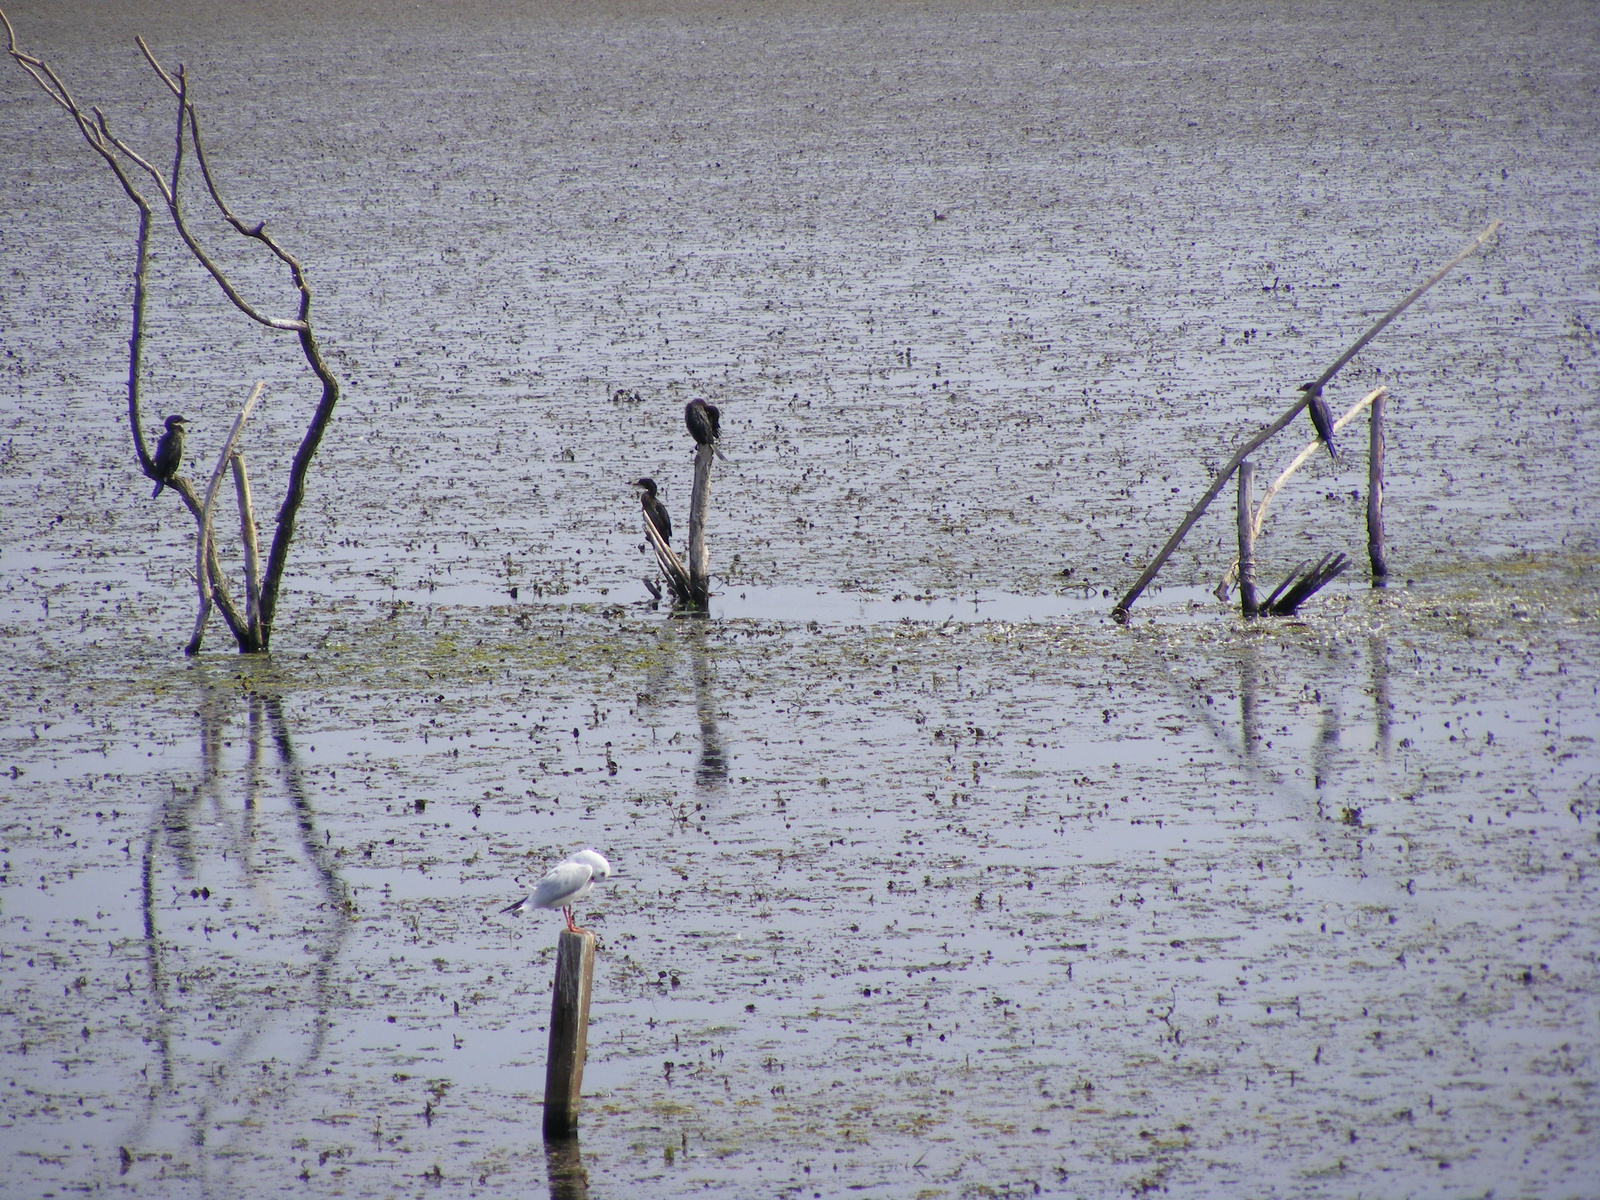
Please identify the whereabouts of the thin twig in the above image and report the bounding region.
[1299,223,1500,397]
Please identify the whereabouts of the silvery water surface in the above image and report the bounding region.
[1,1,1597,1196]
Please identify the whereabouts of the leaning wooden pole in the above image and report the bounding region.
[1366,389,1389,580]
[544,929,597,1135]
[686,444,714,609]
[1111,220,1498,622]
[1236,461,1259,617]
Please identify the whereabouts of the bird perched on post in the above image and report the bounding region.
[633,477,672,543]
[684,399,729,460]
[501,848,613,934]
[1298,383,1338,460]
[150,415,188,497]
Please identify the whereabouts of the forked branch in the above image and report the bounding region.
[6,11,341,653]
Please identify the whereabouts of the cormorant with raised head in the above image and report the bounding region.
[151,415,188,496]
[633,477,672,542]
[684,398,721,448]
[1298,382,1338,460]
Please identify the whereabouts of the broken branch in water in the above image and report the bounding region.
[1260,552,1352,616]
[1112,222,1498,622]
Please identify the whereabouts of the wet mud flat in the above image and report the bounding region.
[3,0,1599,1195]
[3,569,1598,1198]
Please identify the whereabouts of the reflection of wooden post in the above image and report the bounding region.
[1367,390,1389,580]
[687,444,714,608]
[1236,461,1259,617]
[543,1133,590,1200]
[543,929,596,1135]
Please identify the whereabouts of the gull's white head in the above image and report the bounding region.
[566,847,612,881]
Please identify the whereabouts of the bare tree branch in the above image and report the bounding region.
[232,453,263,644]
[187,382,265,655]
[7,11,341,653]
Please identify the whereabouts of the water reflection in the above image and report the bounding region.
[1238,639,1261,763]
[544,1132,591,1200]
[1312,688,1342,791]
[688,623,728,790]
[1370,632,1392,759]
[127,667,350,1194]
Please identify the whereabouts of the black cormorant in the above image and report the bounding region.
[1298,382,1338,460]
[151,415,188,496]
[633,477,672,542]
[684,398,721,448]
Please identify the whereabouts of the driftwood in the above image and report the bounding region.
[1112,222,1499,622]
[5,12,340,653]
[1215,386,1386,598]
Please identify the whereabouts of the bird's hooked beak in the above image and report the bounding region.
[1297,382,1320,395]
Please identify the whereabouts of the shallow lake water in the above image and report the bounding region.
[2,1,1598,1197]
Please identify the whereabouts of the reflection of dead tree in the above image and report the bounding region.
[128,680,351,1187]
[4,13,340,654]
[1113,222,1499,622]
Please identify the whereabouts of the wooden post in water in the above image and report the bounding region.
[1366,389,1389,581]
[1236,460,1259,617]
[543,929,597,1135]
[686,443,714,608]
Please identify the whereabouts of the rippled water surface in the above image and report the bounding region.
[2,1,1598,1196]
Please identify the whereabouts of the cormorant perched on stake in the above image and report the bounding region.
[1298,382,1338,460]
[150,415,188,496]
[633,477,672,543]
[684,398,731,460]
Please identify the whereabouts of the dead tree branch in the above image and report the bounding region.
[1260,552,1352,616]
[187,382,264,656]
[1112,221,1499,622]
[5,12,341,653]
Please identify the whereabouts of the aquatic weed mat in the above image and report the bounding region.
[2,563,1596,1198]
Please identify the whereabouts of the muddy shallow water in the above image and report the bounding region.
[3,1,1599,1197]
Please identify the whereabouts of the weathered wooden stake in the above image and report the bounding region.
[543,928,596,1135]
[1236,460,1259,617]
[687,444,714,608]
[1367,389,1388,580]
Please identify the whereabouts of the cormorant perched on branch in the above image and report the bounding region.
[684,398,721,448]
[151,414,188,497]
[633,477,672,542]
[1298,382,1338,460]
